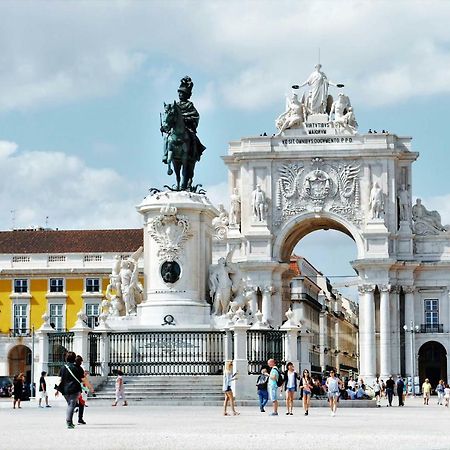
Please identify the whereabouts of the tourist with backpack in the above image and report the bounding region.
[256,368,269,412]
[267,358,284,416]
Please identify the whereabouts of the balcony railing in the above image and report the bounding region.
[420,323,444,333]
[9,328,31,337]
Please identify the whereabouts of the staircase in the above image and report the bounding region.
[92,375,224,406]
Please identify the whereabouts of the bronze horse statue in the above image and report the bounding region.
[162,102,201,191]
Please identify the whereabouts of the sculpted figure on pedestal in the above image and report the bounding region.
[160,76,206,191]
[252,185,267,222]
[369,182,384,219]
[275,93,304,134]
[119,247,144,315]
[412,198,448,235]
[398,185,411,221]
[229,188,241,226]
[209,253,235,316]
[212,204,229,240]
[329,94,358,133]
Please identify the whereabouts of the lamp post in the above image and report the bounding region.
[403,321,420,396]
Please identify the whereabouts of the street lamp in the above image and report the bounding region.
[403,321,420,396]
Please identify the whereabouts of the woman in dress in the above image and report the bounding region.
[373,376,382,407]
[12,373,24,409]
[299,368,313,416]
[112,370,127,407]
[282,362,298,415]
[222,361,238,416]
[326,369,343,416]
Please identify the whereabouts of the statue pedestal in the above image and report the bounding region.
[397,220,414,258]
[136,190,217,328]
[363,219,389,258]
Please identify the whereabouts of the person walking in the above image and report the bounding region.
[300,369,313,416]
[373,376,382,407]
[222,361,238,416]
[444,384,450,407]
[38,371,51,408]
[112,370,128,407]
[282,362,298,415]
[396,376,405,406]
[422,378,432,405]
[267,358,282,416]
[385,375,395,406]
[55,351,85,428]
[436,380,445,405]
[12,373,24,409]
[74,355,94,424]
[256,368,269,412]
[326,370,343,417]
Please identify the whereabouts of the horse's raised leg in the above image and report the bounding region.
[167,150,173,176]
[173,160,181,191]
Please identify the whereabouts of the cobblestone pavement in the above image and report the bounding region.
[0,397,447,449]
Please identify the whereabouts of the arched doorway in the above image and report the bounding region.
[418,341,447,387]
[8,345,32,383]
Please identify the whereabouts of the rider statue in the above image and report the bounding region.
[161,76,206,190]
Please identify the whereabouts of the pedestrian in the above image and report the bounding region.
[12,373,24,409]
[74,355,94,424]
[267,358,282,416]
[326,369,343,416]
[347,376,356,390]
[385,375,395,406]
[55,351,85,428]
[422,378,432,405]
[373,376,382,407]
[444,384,450,407]
[436,379,445,405]
[282,362,298,415]
[396,376,405,406]
[222,361,238,416]
[112,370,128,407]
[38,371,51,408]
[256,368,269,412]
[299,368,313,416]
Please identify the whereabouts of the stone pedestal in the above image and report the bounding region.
[136,191,216,328]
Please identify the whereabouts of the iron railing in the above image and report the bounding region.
[88,332,102,376]
[420,323,444,333]
[47,332,74,376]
[247,330,286,374]
[107,331,225,376]
[9,328,31,337]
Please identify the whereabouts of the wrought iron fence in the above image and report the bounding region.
[247,330,286,374]
[47,332,74,376]
[88,332,102,376]
[107,331,225,376]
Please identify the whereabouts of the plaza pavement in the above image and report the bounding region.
[0,396,447,450]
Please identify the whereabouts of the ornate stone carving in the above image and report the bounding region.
[229,188,241,226]
[403,286,415,294]
[378,284,391,293]
[398,185,411,222]
[275,158,361,224]
[369,182,384,219]
[329,93,358,134]
[252,185,267,222]
[212,204,229,241]
[148,204,192,261]
[412,198,448,235]
[275,93,305,134]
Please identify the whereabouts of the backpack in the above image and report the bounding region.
[274,368,285,387]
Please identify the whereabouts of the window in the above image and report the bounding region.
[48,255,66,263]
[13,279,28,293]
[85,303,100,328]
[49,278,64,293]
[49,304,64,331]
[12,255,31,263]
[13,304,28,335]
[424,299,439,325]
[84,255,103,262]
[86,278,100,293]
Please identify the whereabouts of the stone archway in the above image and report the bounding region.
[418,341,447,387]
[8,345,32,382]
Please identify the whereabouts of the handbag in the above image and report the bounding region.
[65,364,89,394]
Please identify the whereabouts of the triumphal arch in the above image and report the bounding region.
[216,64,450,384]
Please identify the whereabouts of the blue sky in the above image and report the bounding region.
[0,0,449,296]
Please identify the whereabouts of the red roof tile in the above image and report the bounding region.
[0,229,143,254]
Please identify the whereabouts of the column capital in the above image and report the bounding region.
[403,286,415,294]
[262,285,275,295]
[379,284,392,293]
[390,285,401,294]
[359,284,376,294]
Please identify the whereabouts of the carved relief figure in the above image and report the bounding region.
[209,254,235,316]
[412,199,447,234]
[252,185,267,221]
[275,93,304,134]
[229,188,241,226]
[369,182,384,219]
[119,247,144,315]
[212,204,229,240]
[329,94,358,134]
[398,185,410,221]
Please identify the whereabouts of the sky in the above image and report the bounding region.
[1,0,450,299]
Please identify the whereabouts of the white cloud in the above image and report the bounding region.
[0,1,449,112]
[0,141,145,230]
[204,181,229,210]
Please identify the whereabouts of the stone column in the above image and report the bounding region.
[390,286,401,375]
[261,285,274,325]
[70,310,91,360]
[35,314,55,379]
[359,284,376,379]
[230,314,252,400]
[96,320,110,377]
[379,284,391,379]
[403,286,415,377]
[281,309,300,369]
[319,310,328,372]
[334,317,340,373]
